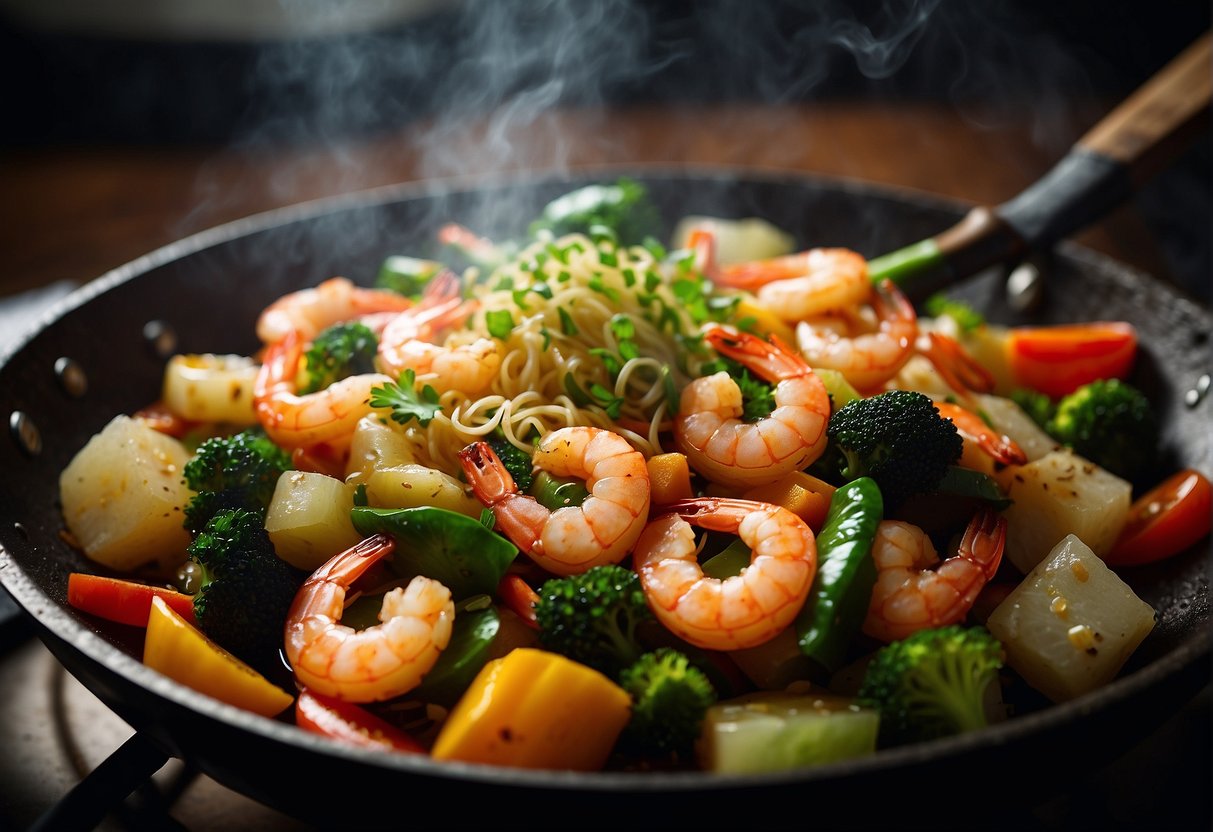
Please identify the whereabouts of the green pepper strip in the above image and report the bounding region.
[795,477,883,680]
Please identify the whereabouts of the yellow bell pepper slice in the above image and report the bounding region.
[432,648,630,770]
[743,471,836,532]
[647,452,693,505]
[143,596,294,718]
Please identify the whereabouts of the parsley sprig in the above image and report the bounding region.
[369,369,443,427]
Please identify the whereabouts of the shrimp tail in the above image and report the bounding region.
[921,332,996,397]
[662,497,754,534]
[458,441,518,505]
[703,324,810,382]
[961,508,1007,581]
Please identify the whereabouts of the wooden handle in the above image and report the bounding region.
[1079,32,1212,184]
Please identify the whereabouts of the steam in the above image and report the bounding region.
[180,1,1125,263]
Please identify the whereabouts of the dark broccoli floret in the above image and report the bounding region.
[188,508,304,672]
[1010,388,1056,430]
[182,429,293,534]
[858,625,1004,745]
[619,648,717,756]
[529,179,661,246]
[826,390,963,509]
[1046,379,1158,480]
[487,435,534,493]
[299,322,379,394]
[534,564,652,679]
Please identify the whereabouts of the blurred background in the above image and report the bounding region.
[0,0,1209,301]
[0,1,1209,829]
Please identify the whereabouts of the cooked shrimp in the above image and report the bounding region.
[376,270,500,396]
[675,324,830,489]
[254,329,393,450]
[256,277,414,345]
[795,279,918,391]
[284,534,454,703]
[713,248,870,323]
[458,426,650,576]
[863,508,1007,643]
[934,400,1027,467]
[633,498,817,651]
[918,331,996,400]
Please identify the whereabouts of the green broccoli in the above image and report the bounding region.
[923,293,985,333]
[299,321,379,394]
[619,648,717,756]
[1046,379,1158,480]
[376,255,443,298]
[529,179,661,246]
[826,390,963,509]
[858,625,1004,745]
[182,429,293,534]
[533,564,652,679]
[487,435,534,493]
[188,508,304,672]
[1010,387,1056,430]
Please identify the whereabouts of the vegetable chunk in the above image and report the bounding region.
[996,450,1131,573]
[59,415,194,571]
[986,535,1155,703]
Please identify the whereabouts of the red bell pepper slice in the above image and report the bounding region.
[1007,321,1137,398]
[1105,469,1212,566]
[68,573,197,627]
[295,689,425,753]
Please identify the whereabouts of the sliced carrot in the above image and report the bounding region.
[68,573,197,627]
[295,689,425,753]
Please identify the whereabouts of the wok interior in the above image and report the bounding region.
[0,170,1208,773]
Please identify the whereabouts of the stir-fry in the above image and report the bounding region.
[59,180,1211,773]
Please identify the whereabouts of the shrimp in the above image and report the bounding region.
[256,277,414,345]
[458,426,650,576]
[254,329,393,450]
[934,400,1028,467]
[918,331,996,400]
[675,324,830,489]
[633,498,817,651]
[713,248,870,323]
[863,508,1007,643]
[284,534,455,703]
[795,279,918,391]
[377,274,501,396]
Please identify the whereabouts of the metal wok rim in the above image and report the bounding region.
[0,163,1209,794]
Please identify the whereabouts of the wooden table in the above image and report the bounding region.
[0,103,1177,300]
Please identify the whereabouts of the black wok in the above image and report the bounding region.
[1,168,1209,829]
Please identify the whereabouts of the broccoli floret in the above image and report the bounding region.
[1046,379,1158,480]
[188,509,304,672]
[299,322,379,394]
[858,625,1004,745]
[529,179,661,246]
[923,294,985,333]
[534,564,652,678]
[619,648,717,756]
[487,435,534,493]
[182,429,292,534]
[1010,387,1056,430]
[826,390,963,510]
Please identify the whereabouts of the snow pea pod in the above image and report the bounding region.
[795,477,882,679]
[350,506,518,600]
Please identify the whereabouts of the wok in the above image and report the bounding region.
[0,167,1209,829]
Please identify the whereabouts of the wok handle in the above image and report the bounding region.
[874,31,1211,297]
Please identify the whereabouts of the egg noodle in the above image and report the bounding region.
[406,232,717,472]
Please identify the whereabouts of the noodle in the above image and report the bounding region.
[410,232,710,472]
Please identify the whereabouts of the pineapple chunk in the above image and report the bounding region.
[59,415,194,571]
[161,354,259,425]
[996,450,1130,573]
[264,472,362,571]
[364,464,483,517]
[987,535,1155,702]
